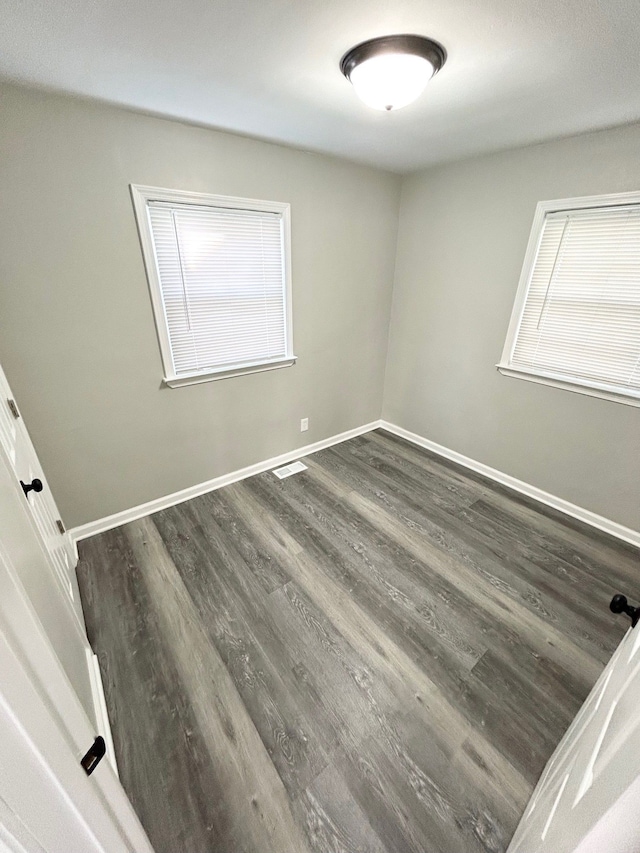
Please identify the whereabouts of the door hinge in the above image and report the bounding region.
[81,735,106,776]
[7,399,20,419]
[56,519,66,534]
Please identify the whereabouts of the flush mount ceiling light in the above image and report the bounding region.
[340,34,446,112]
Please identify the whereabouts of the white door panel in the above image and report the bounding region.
[0,792,47,853]
[0,364,77,611]
[0,447,96,727]
[509,615,640,853]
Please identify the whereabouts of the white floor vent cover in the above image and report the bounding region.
[273,460,308,479]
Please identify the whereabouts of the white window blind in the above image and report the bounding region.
[131,186,294,386]
[499,198,640,406]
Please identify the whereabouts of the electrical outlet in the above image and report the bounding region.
[300,417,309,432]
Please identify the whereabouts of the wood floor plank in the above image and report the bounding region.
[298,762,389,853]
[363,431,624,626]
[347,432,481,512]
[224,481,534,799]
[246,467,487,670]
[304,456,590,718]
[76,428,637,853]
[456,503,622,620]
[374,430,639,566]
[319,441,619,665]
[78,530,234,853]
[310,447,608,688]
[240,472,563,785]
[151,500,331,798]
[364,430,492,502]
[124,516,312,853]
[464,495,639,596]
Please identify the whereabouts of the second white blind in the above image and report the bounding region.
[511,205,640,392]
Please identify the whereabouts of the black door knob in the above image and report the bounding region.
[20,478,43,499]
[610,594,640,627]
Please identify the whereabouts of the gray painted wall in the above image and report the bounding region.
[384,124,640,531]
[0,82,637,533]
[0,84,400,527]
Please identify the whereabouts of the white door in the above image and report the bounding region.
[0,363,76,607]
[509,604,640,853]
[0,537,154,853]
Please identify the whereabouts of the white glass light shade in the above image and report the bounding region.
[348,52,435,111]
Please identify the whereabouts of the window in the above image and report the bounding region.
[131,185,295,386]
[498,191,640,407]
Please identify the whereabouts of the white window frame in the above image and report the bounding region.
[130,184,296,387]
[497,189,640,408]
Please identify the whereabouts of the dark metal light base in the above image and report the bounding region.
[340,34,447,82]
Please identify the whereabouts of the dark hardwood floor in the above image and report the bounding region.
[76,429,636,853]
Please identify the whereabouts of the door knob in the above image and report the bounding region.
[20,478,43,499]
[610,594,640,627]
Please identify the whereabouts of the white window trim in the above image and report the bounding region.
[130,184,296,387]
[497,189,640,408]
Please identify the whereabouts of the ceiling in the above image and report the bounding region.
[1,0,640,173]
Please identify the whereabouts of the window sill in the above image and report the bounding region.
[164,356,297,388]
[496,363,640,408]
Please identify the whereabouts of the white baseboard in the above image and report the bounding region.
[380,420,640,550]
[70,421,381,544]
[70,417,639,552]
[86,649,118,777]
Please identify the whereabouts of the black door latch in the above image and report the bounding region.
[610,594,640,627]
[81,736,106,776]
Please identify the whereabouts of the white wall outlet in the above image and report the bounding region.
[300,417,309,432]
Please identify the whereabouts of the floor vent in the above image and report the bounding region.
[273,460,308,479]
